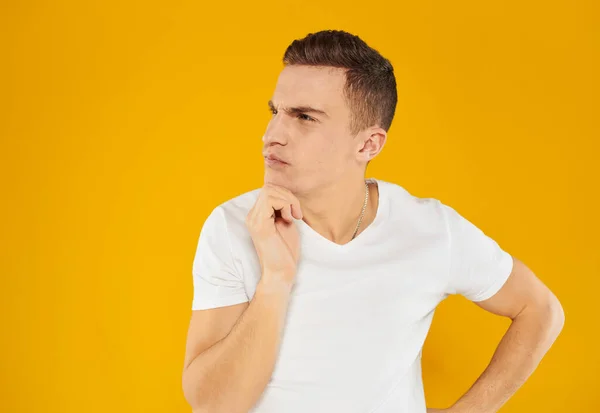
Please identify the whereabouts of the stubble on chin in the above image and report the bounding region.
[263,172,299,194]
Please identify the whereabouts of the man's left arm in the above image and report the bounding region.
[430,256,565,413]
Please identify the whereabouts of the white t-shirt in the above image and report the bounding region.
[191,177,514,413]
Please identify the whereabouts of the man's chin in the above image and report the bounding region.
[263,173,295,191]
[263,174,284,186]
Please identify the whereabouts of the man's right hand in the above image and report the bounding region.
[245,183,303,287]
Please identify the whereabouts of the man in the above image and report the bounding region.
[182,30,564,413]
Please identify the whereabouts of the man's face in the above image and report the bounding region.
[263,65,362,194]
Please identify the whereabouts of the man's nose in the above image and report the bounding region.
[262,115,289,147]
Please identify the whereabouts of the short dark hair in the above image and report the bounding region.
[283,30,397,135]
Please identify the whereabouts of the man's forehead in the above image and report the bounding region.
[272,65,347,109]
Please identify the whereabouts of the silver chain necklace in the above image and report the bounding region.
[351,181,369,240]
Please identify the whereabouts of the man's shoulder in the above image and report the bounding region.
[218,187,260,213]
[378,178,448,232]
[379,178,444,213]
[203,187,261,240]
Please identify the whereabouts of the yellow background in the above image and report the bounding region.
[1,1,598,412]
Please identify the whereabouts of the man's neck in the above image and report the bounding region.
[295,177,379,245]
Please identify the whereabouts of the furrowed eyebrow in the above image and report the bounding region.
[268,100,329,118]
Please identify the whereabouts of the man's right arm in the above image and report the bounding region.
[182,276,294,413]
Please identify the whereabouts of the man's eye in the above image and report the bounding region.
[297,113,315,122]
[270,108,277,115]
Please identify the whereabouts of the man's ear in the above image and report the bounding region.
[358,126,387,161]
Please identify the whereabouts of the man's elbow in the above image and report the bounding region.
[182,367,211,413]
[182,368,241,413]
[548,294,565,338]
[535,291,565,343]
[519,289,565,344]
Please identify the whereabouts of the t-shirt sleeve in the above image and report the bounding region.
[441,202,514,302]
[191,206,249,310]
